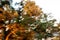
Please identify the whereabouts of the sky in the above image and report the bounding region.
[12,0,60,23]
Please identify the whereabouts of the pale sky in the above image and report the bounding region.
[12,0,60,23]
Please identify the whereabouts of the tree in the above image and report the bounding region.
[0,0,59,40]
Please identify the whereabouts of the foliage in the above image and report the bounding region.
[0,0,59,40]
